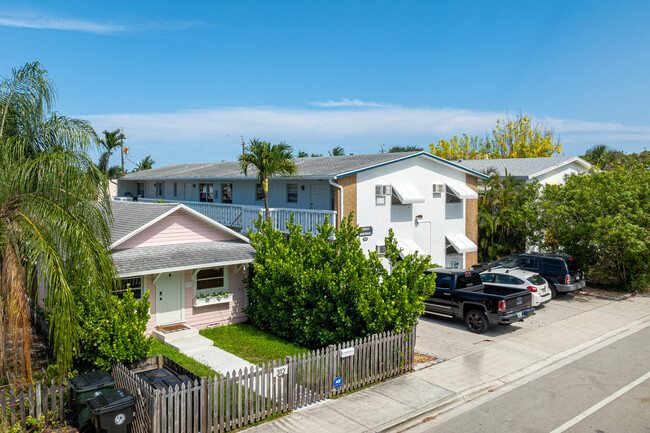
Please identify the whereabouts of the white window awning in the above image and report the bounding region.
[392,183,425,204]
[446,180,478,199]
[398,238,426,258]
[445,233,478,254]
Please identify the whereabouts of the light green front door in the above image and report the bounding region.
[156,272,183,325]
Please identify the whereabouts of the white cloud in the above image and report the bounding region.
[0,12,204,34]
[311,98,386,108]
[0,13,126,34]
[81,105,650,162]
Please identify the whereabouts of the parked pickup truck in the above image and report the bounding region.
[423,268,535,333]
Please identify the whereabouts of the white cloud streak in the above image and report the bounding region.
[311,98,386,108]
[81,105,650,161]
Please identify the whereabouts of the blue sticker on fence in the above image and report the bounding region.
[333,377,342,389]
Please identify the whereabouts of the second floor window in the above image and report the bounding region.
[199,183,214,202]
[256,184,265,201]
[156,182,164,197]
[173,182,178,197]
[287,184,298,203]
[222,183,233,203]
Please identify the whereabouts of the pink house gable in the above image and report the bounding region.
[116,209,239,250]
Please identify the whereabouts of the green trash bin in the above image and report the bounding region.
[86,389,136,433]
[69,370,115,426]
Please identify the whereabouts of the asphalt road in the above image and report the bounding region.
[411,325,650,433]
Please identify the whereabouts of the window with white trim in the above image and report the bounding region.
[195,267,229,295]
[286,183,298,203]
[115,277,143,300]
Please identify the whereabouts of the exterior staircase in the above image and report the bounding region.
[152,326,213,353]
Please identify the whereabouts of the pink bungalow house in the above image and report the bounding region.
[109,201,255,334]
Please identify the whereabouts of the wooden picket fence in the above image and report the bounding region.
[131,327,416,433]
[0,379,69,429]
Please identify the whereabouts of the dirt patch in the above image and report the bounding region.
[577,286,648,300]
[414,353,437,364]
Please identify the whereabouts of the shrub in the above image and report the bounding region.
[74,287,153,370]
[245,214,436,348]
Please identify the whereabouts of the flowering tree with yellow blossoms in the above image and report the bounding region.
[429,114,562,160]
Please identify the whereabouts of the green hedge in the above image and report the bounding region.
[245,215,436,348]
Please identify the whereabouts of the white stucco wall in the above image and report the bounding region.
[530,161,589,185]
[355,157,471,267]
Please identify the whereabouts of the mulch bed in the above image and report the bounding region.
[577,286,649,300]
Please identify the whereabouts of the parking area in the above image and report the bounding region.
[415,293,614,360]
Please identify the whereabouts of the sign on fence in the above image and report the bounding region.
[333,377,343,389]
[273,365,288,377]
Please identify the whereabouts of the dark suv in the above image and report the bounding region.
[474,253,585,298]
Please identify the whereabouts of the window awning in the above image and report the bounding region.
[445,233,478,254]
[392,183,425,204]
[398,238,426,258]
[446,181,478,199]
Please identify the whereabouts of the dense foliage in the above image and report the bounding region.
[74,287,153,370]
[478,171,540,262]
[245,215,436,348]
[0,62,116,379]
[430,114,562,160]
[538,166,650,290]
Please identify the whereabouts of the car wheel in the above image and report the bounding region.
[464,309,489,333]
[548,282,558,299]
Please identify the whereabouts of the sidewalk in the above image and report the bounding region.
[248,294,650,432]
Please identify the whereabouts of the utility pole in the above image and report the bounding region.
[380,144,385,153]
[241,136,246,157]
[121,128,125,174]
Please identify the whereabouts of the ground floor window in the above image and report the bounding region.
[137,182,145,198]
[199,183,214,202]
[195,267,229,295]
[221,183,233,203]
[115,277,143,300]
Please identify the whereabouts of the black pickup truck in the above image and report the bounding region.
[423,268,535,333]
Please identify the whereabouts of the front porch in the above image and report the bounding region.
[134,198,337,234]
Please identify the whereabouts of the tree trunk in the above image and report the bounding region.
[263,178,270,221]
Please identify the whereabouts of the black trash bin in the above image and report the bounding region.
[69,370,115,426]
[86,389,136,433]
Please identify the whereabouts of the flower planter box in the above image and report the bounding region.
[193,293,233,307]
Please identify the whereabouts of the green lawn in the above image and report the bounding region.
[148,339,218,378]
[200,323,309,365]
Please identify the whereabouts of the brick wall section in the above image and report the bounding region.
[465,174,479,267]
[334,175,357,228]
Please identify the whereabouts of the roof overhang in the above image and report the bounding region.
[392,183,425,204]
[528,157,593,179]
[445,234,478,254]
[446,181,478,199]
[116,259,252,278]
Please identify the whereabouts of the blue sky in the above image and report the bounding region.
[1,1,649,170]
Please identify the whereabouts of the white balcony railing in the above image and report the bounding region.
[131,198,337,235]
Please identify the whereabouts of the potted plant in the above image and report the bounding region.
[193,290,233,307]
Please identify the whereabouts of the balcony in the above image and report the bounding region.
[133,198,337,235]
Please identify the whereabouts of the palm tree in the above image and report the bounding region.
[239,139,297,221]
[134,155,155,172]
[0,62,116,380]
[329,146,345,156]
[100,129,126,175]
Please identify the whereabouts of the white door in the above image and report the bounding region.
[310,184,328,209]
[156,272,183,325]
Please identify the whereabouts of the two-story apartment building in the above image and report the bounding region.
[117,152,488,268]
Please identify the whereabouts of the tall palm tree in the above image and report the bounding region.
[0,62,116,380]
[135,155,155,172]
[100,129,126,175]
[239,139,297,221]
[329,146,345,156]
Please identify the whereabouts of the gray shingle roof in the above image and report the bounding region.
[112,241,255,276]
[120,151,484,180]
[454,156,590,179]
[110,201,179,244]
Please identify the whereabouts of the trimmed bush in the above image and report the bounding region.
[245,215,436,348]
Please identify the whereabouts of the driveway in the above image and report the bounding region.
[415,293,614,360]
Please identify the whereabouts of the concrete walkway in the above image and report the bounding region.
[155,327,255,375]
[248,294,650,432]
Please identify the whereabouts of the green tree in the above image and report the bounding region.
[538,167,650,289]
[329,146,345,156]
[100,129,126,175]
[388,145,423,153]
[477,170,540,261]
[135,155,155,172]
[296,150,309,158]
[239,139,298,220]
[0,62,116,379]
[245,214,435,347]
[430,114,562,160]
[96,151,125,178]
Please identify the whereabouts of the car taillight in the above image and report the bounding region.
[527,286,537,292]
[498,300,506,311]
[565,275,570,285]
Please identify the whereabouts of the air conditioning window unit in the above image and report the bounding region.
[432,184,445,194]
[376,244,386,255]
[375,185,392,197]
